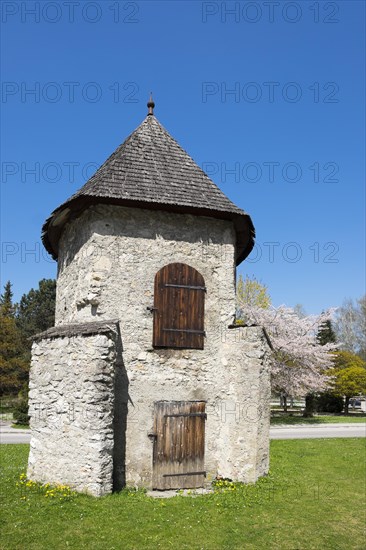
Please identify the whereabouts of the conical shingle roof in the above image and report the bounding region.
[42,113,255,264]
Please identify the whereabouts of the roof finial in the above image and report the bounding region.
[147,93,155,116]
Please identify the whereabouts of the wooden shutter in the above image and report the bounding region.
[153,263,205,349]
[152,401,206,490]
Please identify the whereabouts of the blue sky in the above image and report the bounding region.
[1,0,365,314]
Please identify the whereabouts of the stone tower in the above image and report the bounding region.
[27,99,271,496]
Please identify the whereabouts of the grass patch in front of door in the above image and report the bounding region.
[1,439,365,550]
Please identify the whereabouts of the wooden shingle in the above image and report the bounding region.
[42,113,255,264]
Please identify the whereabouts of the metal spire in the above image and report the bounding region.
[147,93,155,116]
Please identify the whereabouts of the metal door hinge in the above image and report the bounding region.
[163,471,206,477]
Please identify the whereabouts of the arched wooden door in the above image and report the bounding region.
[153,263,206,349]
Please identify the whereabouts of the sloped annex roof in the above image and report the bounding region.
[32,319,119,342]
[42,105,255,265]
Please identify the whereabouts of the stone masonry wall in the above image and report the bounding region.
[55,205,237,338]
[31,204,272,491]
[117,325,271,488]
[27,330,117,496]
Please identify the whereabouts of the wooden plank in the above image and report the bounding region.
[153,263,205,349]
[152,401,206,490]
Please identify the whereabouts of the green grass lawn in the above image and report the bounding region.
[271,414,366,425]
[10,424,30,430]
[1,440,365,550]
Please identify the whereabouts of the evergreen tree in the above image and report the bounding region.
[0,282,28,395]
[16,279,56,346]
[0,281,15,316]
[0,279,56,396]
[304,318,338,416]
[317,318,337,346]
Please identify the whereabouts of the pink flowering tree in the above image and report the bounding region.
[237,300,337,411]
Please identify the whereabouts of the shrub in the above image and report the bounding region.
[316,393,344,413]
[13,399,29,425]
[13,385,29,425]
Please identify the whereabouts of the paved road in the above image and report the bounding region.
[1,422,365,443]
[1,421,365,444]
[1,431,31,444]
[0,423,31,444]
[270,423,366,439]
